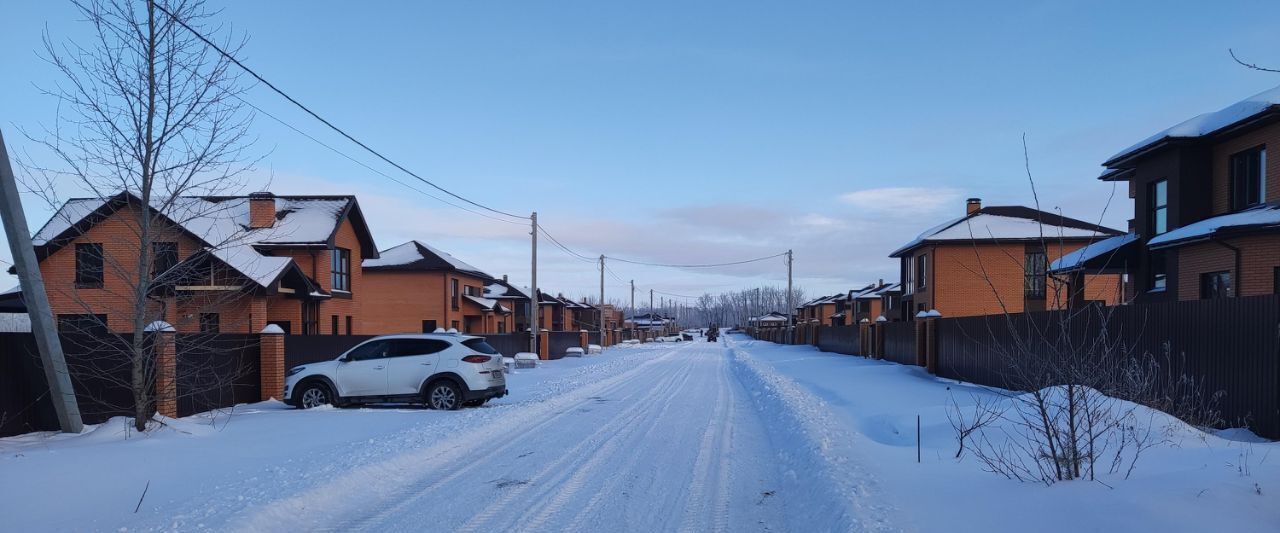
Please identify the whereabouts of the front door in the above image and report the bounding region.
[336,340,390,397]
[384,338,450,395]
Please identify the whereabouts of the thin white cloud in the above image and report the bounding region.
[839,186,963,214]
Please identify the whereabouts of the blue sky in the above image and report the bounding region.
[4,1,1280,302]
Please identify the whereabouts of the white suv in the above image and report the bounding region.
[284,333,508,410]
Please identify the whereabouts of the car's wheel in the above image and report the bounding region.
[296,381,333,409]
[425,380,463,410]
[463,398,488,408]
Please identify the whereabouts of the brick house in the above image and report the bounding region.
[1056,84,1280,302]
[535,291,572,331]
[361,240,512,335]
[848,280,900,324]
[891,199,1123,320]
[16,191,378,334]
[484,277,533,332]
[796,294,841,325]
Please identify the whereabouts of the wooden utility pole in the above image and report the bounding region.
[786,249,794,344]
[598,255,605,344]
[529,212,538,354]
[0,129,82,433]
[630,279,634,335]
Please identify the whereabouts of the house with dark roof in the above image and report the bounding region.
[361,240,511,335]
[1052,84,1280,302]
[891,198,1123,320]
[848,280,900,324]
[13,191,378,334]
[483,276,533,332]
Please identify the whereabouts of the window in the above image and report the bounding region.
[345,340,389,361]
[1200,271,1233,299]
[1149,251,1167,292]
[451,320,459,331]
[331,248,351,292]
[200,313,220,334]
[462,338,499,355]
[903,257,915,295]
[152,242,178,278]
[497,320,506,334]
[331,315,339,335]
[916,254,928,291]
[451,279,460,310]
[75,243,104,288]
[302,302,319,335]
[1024,250,1047,298]
[1149,179,1168,235]
[464,285,480,297]
[57,314,107,335]
[346,316,352,335]
[422,319,438,333]
[387,339,451,357]
[266,320,291,334]
[1230,146,1266,212]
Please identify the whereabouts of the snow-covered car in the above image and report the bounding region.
[284,333,508,410]
[565,346,585,357]
[587,344,602,354]
[513,352,539,369]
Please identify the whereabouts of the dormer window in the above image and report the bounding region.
[331,248,350,292]
[1230,145,1266,212]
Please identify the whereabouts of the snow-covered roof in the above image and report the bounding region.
[362,240,491,278]
[29,192,374,291]
[1106,84,1280,165]
[852,282,901,299]
[463,294,509,313]
[891,206,1121,257]
[1049,233,1140,272]
[1148,204,1280,248]
[484,281,531,300]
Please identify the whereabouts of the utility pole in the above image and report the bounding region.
[598,255,605,344]
[0,129,82,433]
[629,279,635,336]
[650,289,654,316]
[786,249,794,344]
[529,212,538,354]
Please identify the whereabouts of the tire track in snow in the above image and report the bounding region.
[237,347,683,532]
[678,347,731,533]
[455,345,699,532]
[515,351,699,532]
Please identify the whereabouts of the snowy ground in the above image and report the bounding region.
[1,336,1276,532]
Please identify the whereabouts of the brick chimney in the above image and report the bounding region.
[966,197,982,216]
[248,192,276,229]
[503,274,508,282]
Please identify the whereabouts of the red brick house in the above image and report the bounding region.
[891,199,1123,320]
[14,191,379,335]
[1056,84,1280,302]
[361,240,512,335]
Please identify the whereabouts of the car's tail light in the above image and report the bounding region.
[462,355,492,363]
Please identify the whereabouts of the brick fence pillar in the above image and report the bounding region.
[858,319,871,357]
[153,328,177,418]
[538,329,550,360]
[580,329,589,349]
[260,325,285,401]
[873,317,886,359]
[925,313,941,374]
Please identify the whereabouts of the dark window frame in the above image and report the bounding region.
[346,315,353,335]
[331,315,339,335]
[1230,145,1266,212]
[916,254,928,291]
[1200,270,1233,299]
[75,243,104,288]
[422,319,438,333]
[1149,179,1168,235]
[151,241,179,279]
[199,313,220,334]
[1024,250,1048,298]
[1149,251,1167,292]
[331,247,351,292]
[451,278,460,310]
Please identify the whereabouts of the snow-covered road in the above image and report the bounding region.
[233,341,806,532]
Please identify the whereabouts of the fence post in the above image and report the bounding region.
[859,319,871,357]
[914,312,928,367]
[924,310,941,374]
[580,329,589,350]
[260,324,286,401]
[538,329,550,360]
[152,325,177,418]
[873,316,886,359]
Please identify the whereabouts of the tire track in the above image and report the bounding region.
[678,348,731,533]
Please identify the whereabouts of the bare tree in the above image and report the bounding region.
[22,0,257,431]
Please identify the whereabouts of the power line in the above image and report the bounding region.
[154,2,527,222]
[608,251,788,269]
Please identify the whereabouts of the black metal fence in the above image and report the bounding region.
[284,335,375,368]
[479,333,529,356]
[816,326,860,355]
[588,332,602,346]
[547,331,581,359]
[881,322,916,365]
[175,334,260,417]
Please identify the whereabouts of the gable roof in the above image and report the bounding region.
[484,279,532,300]
[890,206,1122,257]
[362,240,492,279]
[1104,84,1280,168]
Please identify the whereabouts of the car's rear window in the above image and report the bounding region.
[462,338,499,355]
